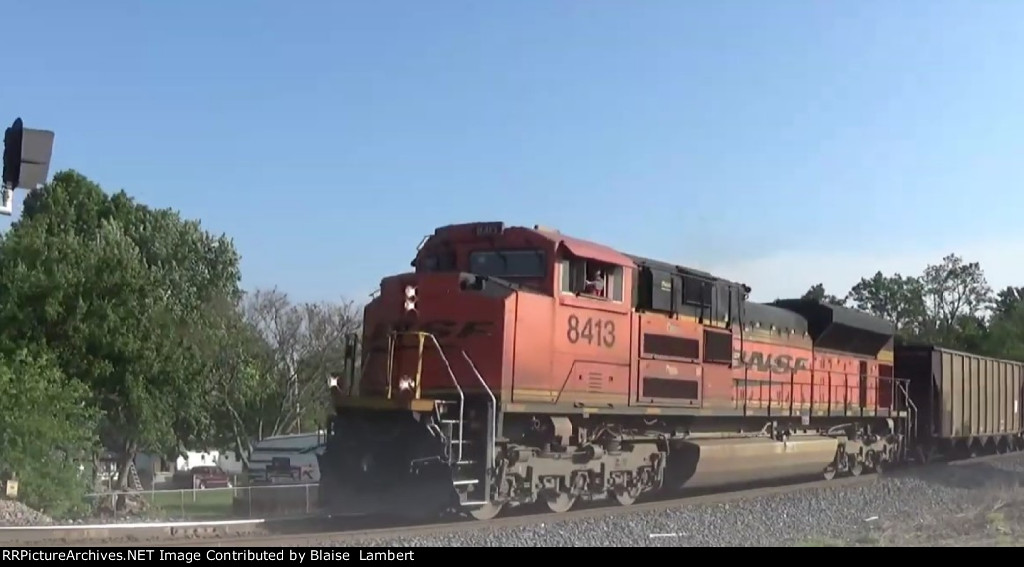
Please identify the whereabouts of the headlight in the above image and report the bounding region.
[404,286,417,311]
[398,375,415,391]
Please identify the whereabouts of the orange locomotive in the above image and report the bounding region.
[319,222,912,519]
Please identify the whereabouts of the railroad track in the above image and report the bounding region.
[38,451,1020,548]
[144,456,1010,547]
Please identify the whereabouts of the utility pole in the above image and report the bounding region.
[2,118,55,216]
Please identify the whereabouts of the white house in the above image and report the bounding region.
[133,431,325,488]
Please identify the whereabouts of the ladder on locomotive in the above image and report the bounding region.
[894,378,918,463]
[385,331,497,508]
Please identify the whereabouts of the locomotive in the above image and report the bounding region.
[318,222,1024,520]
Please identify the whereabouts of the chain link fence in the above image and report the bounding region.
[84,482,319,521]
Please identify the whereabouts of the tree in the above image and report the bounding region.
[983,304,1024,362]
[0,170,243,492]
[919,254,993,346]
[197,296,274,467]
[993,286,1024,319]
[241,288,360,440]
[800,283,846,306]
[846,271,926,337]
[0,350,99,519]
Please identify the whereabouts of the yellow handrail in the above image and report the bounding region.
[386,330,429,400]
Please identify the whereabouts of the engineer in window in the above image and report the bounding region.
[584,269,606,297]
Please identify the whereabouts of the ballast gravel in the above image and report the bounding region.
[0,500,54,527]
[327,453,1024,547]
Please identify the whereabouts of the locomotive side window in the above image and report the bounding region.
[560,257,623,302]
[468,249,546,278]
[417,251,456,272]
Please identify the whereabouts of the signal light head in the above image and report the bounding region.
[2,117,56,217]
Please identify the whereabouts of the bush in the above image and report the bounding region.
[0,350,100,520]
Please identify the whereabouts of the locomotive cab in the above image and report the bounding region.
[320,222,595,518]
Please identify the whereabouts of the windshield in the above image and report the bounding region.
[468,249,546,278]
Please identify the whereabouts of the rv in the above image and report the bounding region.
[244,431,324,486]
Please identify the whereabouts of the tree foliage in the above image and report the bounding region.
[801,253,1024,358]
[235,288,360,441]
[0,171,244,491]
[0,170,362,519]
[0,350,99,518]
[800,283,845,306]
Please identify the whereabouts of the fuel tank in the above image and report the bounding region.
[667,436,839,489]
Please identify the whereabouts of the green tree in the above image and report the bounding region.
[993,286,1024,319]
[0,350,99,519]
[800,283,846,306]
[193,295,274,466]
[982,304,1024,362]
[0,171,243,491]
[845,271,926,337]
[919,254,992,347]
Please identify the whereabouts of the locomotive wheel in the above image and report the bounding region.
[873,455,886,474]
[866,450,883,473]
[822,464,837,480]
[468,501,504,521]
[849,456,863,477]
[545,492,576,513]
[614,486,641,506]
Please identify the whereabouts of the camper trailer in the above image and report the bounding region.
[244,432,324,486]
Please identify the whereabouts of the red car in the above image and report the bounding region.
[186,466,232,489]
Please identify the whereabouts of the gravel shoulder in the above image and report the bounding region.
[319,453,1024,547]
[798,457,1024,547]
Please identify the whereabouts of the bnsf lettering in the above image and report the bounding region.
[369,320,494,343]
[731,349,809,373]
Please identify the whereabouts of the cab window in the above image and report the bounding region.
[417,251,456,272]
[468,249,546,278]
[560,257,623,302]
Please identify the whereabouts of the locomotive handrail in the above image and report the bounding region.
[424,333,467,464]
[383,330,469,463]
[462,351,496,506]
[462,347,497,435]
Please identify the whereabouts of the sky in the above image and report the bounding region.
[4,2,1024,304]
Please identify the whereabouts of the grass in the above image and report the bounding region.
[133,484,318,520]
[147,488,236,519]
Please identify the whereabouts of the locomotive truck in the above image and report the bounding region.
[318,222,1024,520]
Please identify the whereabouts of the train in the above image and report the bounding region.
[317,221,1024,521]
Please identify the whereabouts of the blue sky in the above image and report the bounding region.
[4,2,1024,303]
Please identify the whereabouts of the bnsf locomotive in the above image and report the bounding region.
[318,222,1024,520]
